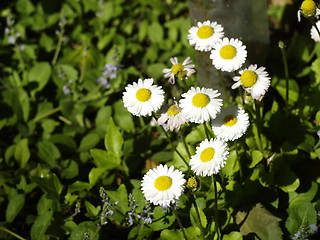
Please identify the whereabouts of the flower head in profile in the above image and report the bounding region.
[310,20,320,42]
[157,102,188,131]
[210,37,247,72]
[189,138,229,176]
[211,105,250,141]
[232,64,271,100]
[179,87,223,124]
[188,20,224,52]
[141,164,186,207]
[123,78,164,117]
[297,0,320,22]
[163,57,196,84]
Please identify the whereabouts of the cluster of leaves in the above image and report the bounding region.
[0,0,319,239]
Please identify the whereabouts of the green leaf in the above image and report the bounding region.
[148,21,163,43]
[14,138,30,168]
[31,174,63,199]
[69,221,99,240]
[79,133,100,152]
[236,203,283,240]
[37,141,61,167]
[88,167,106,186]
[222,231,243,240]
[222,150,239,176]
[106,184,129,216]
[30,211,53,240]
[6,193,25,223]
[161,226,201,240]
[149,206,175,231]
[68,181,91,194]
[16,0,35,14]
[61,160,79,179]
[90,148,121,170]
[250,150,263,168]
[275,78,299,104]
[190,206,207,228]
[105,118,123,157]
[28,62,51,95]
[85,201,100,218]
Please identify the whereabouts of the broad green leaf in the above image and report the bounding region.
[30,210,53,240]
[113,100,134,133]
[68,181,91,194]
[250,150,263,168]
[31,174,63,199]
[61,160,79,179]
[28,62,51,95]
[275,78,299,104]
[16,0,35,14]
[85,201,100,218]
[88,167,106,186]
[222,231,243,240]
[161,226,201,240]
[6,193,25,223]
[221,150,239,176]
[104,118,123,157]
[14,138,30,168]
[236,203,283,240]
[106,184,129,216]
[289,181,318,207]
[90,148,121,170]
[149,206,175,231]
[128,226,153,240]
[79,133,100,152]
[190,206,207,228]
[151,151,173,163]
[148,21,163,43]
[37,141,61,167]
[69,221,99,240]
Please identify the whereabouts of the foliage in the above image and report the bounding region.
[0,0,320,240]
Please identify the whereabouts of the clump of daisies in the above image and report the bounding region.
[163,57,196,84]
[122,78,164,117]
[189,138,229,176]
[188,20,224,52]
[232,64,271,100]
[211,105,250,141]
[141,164,186,207]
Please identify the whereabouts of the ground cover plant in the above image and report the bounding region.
[0,0,320,239]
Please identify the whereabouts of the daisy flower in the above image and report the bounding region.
[189,138,229,176]
[209,37,247,72]
[232,64,271,100]
[157,103,188,131]
[123,78,164,117]
[211,105,250,141]
[187,20,224,52]
[179,87,223,124]
[297,0,320,22]
[162,57,196,84]
[310,20,320,42]
[141,164,186,207]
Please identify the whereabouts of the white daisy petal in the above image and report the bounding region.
[122,78,164,116]
[157,102,188,131]
[187,20,224,52]
[189,138,229,176]
[210,37,247,72]
[310,20,320,42]
[141,164,186,207]
[163,56,196,84]
[232,64,271,100]
[179,87,223,124]
[211,105,250,141]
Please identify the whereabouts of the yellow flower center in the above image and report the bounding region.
[220,45,237,59]
[136,88,151,102]
[192,93,210,108]
[197,25,214,39]
[154,176,172,191]
[200,147,215,162]
[171,63,184,75]
[186,177,198,189]
[301,0,317,17]
[167,106,179,116]
[223,115,237,127]
[240,70,258,88]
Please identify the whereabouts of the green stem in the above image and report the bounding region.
[172,207,188,240]
[254,101,263,151]
[234,140,243,181]
[137,222,145,240]
[216,69,230,105]
[191,194,206,240]
[32,106,62,122]
[153,113,189,168]
[203,122,213,139]
[52,29,65,65]
[212,175,220,239]
[279,41,289,109]
[14,44,26,71]
[0,226,26,240]
[180,130,191,159]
